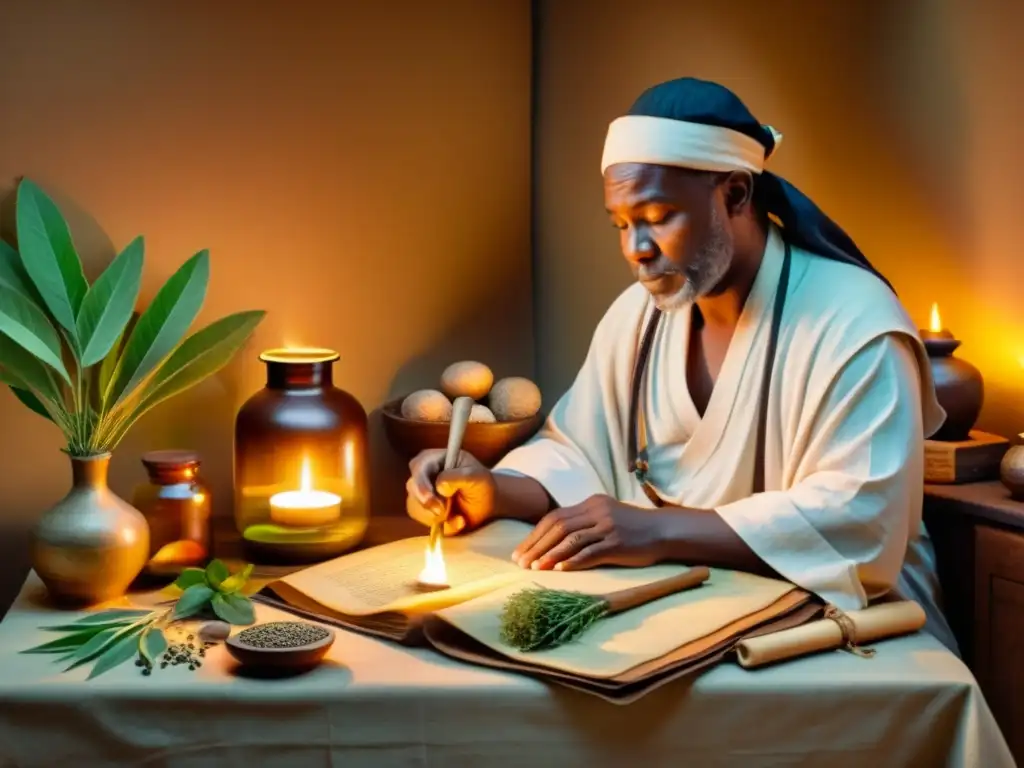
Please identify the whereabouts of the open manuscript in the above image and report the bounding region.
[255,519,823,701]
[256,521,534,643]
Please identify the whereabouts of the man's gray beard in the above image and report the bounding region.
[654,211,733,313]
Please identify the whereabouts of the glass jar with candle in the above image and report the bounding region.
[132,450,212,582]
[233,348,370,564]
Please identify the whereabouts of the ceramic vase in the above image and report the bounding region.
[923,337,984,441]
[31,453,150,606]
[1000,440,1024,501]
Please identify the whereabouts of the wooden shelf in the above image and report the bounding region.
[923,480,1024,763]
[925,481,1024,531]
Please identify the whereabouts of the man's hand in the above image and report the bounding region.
[510,494,664,571]
[405,449,496,535]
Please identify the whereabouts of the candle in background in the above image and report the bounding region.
[918,302,984,442]
[269,456,342,528]
[920,302,955,342]
[234,347,370,563]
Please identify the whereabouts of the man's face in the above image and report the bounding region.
[603,163,734,311]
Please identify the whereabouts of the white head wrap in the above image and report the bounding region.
[600,115,784,175]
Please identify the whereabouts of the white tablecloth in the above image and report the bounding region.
[0,572,1014,768]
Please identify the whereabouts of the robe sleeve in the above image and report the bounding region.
[491,302,630,508]
[714,332,925,610]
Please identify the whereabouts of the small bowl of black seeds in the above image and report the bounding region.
[225,621,335,673]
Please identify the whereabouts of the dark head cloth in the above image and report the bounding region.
[626,77,892,290]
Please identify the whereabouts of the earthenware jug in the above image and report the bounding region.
[31,453,150,606]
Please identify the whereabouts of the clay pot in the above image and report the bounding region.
[924,337,983,442]
[31,453,150,606]
[1000,441,1024,501]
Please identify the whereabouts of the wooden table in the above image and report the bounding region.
[924,480,1024,763]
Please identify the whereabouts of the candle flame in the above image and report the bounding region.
[929,303,942,333]
[417,537,448,586]
[299,456,312,493]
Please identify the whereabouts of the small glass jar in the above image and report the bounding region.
[132,450,212,581]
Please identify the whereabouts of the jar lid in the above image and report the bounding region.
[141,449,201,472]
[259,348,339,364]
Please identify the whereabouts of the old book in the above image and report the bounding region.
[254,520,821,701]
[255,521,533,643]
[924,430,1009,484]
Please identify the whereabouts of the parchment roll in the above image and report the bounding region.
[735,600,927,669]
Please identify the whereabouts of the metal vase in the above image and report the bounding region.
[31,453,150,606]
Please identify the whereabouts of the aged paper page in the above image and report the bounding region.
[435,567,796,679]
[274,519,533,616]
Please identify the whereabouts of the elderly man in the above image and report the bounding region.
[405,77,956,652]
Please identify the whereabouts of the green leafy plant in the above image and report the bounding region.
[0,178,265,456]
[21,559,256,679]
[171,559,256,625]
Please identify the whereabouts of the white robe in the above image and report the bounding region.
[495,224,958,653]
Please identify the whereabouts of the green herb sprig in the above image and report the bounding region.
[21,559,256,679]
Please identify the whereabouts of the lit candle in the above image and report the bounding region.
[269,457,342,527]
[416,536,449,588]
[920,302,955,342]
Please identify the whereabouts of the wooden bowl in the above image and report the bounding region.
[225,622,335,673]
[382,397,543,467]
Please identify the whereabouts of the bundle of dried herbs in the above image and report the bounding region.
[21,558,256,679]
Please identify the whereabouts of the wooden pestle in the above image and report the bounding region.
[429,396,475,549]
[601,566,711,614]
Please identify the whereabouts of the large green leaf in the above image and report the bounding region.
[130,310,264,418]
[205,559,229,590]
[15,179,88,341]
[8,386,53,422]
[218,564,253,594]
[0,332,64,404]
[95,311,137,410]
[0,239,45,307]
[172,584,214,619]
[63,626,122,667]
[20,627,108,654]
[172,567,206,590]
[211,592,255,625]
[139,626,167,666]
[0,284,70,383]
[87,625,145,679]
[105,250,210,405]
[76,235,144,367]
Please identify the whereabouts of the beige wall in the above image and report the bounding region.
[533,0,1024,439]
[5,0,1024,613]
[0,1,533,611]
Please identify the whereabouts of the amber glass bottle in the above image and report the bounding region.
[132,450,212,582]
[233,349,370,563]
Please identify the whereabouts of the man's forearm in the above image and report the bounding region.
[492,473,554,524]
[655,506,780,578]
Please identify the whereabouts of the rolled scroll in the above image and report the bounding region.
[735,600,927,669]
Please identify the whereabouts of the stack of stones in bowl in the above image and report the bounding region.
[401,361,541,426]
[385,362,544,466]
